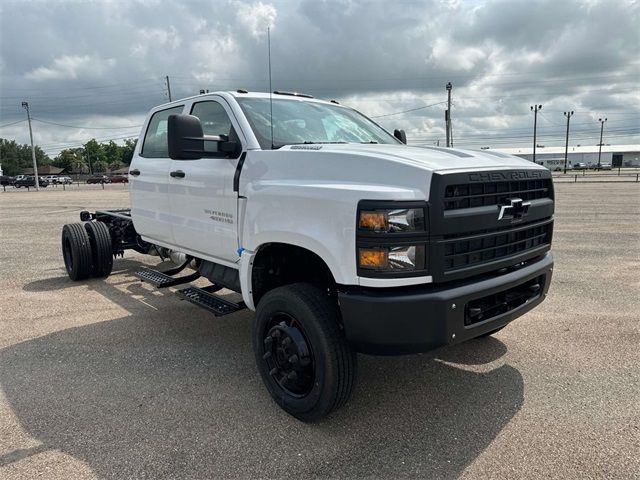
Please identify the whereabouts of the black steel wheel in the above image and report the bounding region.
[84,221,113,278]
[61,223,93,281]
[253,283,357,422]
[262,312,316,398]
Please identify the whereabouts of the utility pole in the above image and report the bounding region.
[597,118,607,168]
[530,104,542,163]
[563,111,574,174]
[165,75,172,102]
[445,82,452,147]
[21,102,39,191]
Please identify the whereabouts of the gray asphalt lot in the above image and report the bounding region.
[1,182,639,479]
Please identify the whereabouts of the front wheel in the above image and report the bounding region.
[253,283,357,422]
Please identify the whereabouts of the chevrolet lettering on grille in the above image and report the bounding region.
[498,197,531,222]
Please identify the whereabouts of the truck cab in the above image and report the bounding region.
[66,91,554,421]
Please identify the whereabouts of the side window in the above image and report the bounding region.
[141,105,184,158]
[190,101,235,154]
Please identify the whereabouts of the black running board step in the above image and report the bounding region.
[135,267,200,288]
[176,286,246,316]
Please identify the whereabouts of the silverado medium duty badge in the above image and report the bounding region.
[498,197,531,222]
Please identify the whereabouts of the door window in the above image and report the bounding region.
[190,101,237,154]
[141,105,184,158]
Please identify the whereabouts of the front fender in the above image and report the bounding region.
[240,181,425,287]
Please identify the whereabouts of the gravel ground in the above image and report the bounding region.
[0,182,638,479]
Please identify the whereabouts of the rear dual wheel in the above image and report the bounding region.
[84,221,113,278]
[62,224,93,281]
[61,222,113,280]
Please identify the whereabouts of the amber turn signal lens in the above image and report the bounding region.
[359,211,388,231]
[358,248,389,269]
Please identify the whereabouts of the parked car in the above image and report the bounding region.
[42,175,60,184]
[573,162,587,170]
[14,176,49,188]
[596,163,612,170]
[1,175,15,186]
[108,174,128,183]
[86,175,112,184]
[58,176,73,184]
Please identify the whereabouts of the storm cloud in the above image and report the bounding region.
[0,0,638,156]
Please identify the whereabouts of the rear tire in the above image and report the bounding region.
[61,223,93,281]
[84,221,113,277]
[253,283,357,422]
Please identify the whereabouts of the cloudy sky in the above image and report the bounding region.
[1,0,638,157]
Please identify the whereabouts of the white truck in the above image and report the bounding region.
[61,90,554,421]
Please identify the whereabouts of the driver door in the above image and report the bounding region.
[168,97,244,264]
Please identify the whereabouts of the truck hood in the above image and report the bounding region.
[281,143,545,173]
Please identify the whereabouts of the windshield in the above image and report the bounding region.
[236,97,400,149]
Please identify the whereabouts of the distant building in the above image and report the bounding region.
[491,144,640,170]
[22,165,65,175]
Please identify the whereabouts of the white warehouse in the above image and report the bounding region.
[490,144,640,170]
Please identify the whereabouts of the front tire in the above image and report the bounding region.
[253,283,357,422]
[61,223,93,281]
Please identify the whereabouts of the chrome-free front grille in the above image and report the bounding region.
[444,179,552,210]
[443,218,552,271]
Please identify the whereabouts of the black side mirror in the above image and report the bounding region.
[168,114,205,160]
[394,129,407,144]
[168,114,240,160]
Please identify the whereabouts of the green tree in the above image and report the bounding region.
[103,140,121,165]
[120,138,137,165]
[109,160,124,171]
[83,139,104,165]
[54,148,85,173]
[92,160,108,173]
[0,138,51,176]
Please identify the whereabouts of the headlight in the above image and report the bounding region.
[356,201,428,277]
[358,245,426,271]
[359,208,425,233]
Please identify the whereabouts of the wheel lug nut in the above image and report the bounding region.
[263,337,273,346]
[287,371,298,380]
[288,354,298,364]
[269,367,278,376]
[262,351,272,360]
[282,337,291,346]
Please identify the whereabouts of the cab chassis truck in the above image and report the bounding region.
[61,91,554,421]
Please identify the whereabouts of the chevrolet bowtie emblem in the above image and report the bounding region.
[498,198,531,222]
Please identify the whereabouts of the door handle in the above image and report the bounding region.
[170,170,185,178]
[129,169,140,176]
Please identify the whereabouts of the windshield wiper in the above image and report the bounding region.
[360,141,378,144]
[271,141,353,149]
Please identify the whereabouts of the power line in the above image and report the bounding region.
[0,119,27,128]
[32,118,142,130]
[371,101,447,118]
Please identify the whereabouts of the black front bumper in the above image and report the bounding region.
[338,253,553,355]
